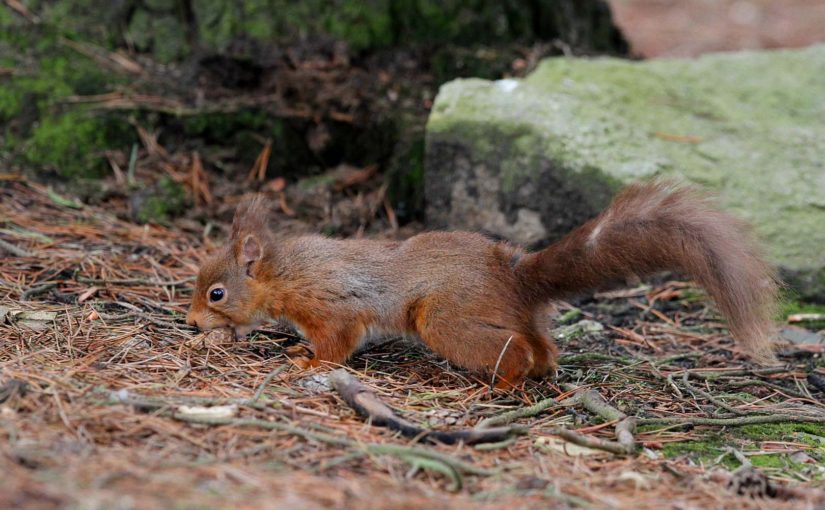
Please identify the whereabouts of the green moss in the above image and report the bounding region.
[779,297,825,318]
[324,0,393,50]
[1,17,132,178]
[737,423,825,445]
[779,293,825,328]
[134,176,188,224]
[181,110,269,140]
[660,436,736,468]
[748,454,790,469]
[24,111,130,178]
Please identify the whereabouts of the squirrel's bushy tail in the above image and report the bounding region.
[515,180,779,363]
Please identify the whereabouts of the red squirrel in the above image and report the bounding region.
[186,181,779,388]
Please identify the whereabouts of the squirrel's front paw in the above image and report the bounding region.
[285,344,318,369]
[291,356,320,369]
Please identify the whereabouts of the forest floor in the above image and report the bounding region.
[2,177,825,510]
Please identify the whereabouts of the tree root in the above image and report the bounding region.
[329,369,526,445]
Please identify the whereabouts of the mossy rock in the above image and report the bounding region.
[425,45,825,300]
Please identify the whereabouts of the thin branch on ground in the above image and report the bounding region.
[329,369,526,445]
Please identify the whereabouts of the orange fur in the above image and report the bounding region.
[187,180,780,386]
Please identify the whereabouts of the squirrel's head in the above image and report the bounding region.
[186,198,274,337]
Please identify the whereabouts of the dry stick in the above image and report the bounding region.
[97,310,195,331]
[681,370,824,416]
[681,370,749,416]
[328,369,525,445]
[561,384,626,421]
[489,335,514,390]
[615,417,637,453]
[725,378,812,400]
[0,238,33,258]
[558,353,634,366]
[547,427,631,456]
[247,365,289,405]
[476,385,639,454]
[20,283,56,301]
[476,396,561,429]
[684,366,790,380]
[559,384,636,454]
[76,275,194,287]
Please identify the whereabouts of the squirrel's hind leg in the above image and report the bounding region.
[524,331,559,378]
[411,307,537,388]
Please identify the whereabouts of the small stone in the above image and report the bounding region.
[297,374,331,393]
[779,326,825,345]
[790,451,816,464]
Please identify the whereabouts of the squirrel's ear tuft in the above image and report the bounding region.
[240,234,262,265]
[231,196,270,240]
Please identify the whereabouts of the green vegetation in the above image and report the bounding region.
[659,423,825,478]
[660,434,737,468]
[133,176,188,224]
[0,11,134,178]
[780,295,825,328]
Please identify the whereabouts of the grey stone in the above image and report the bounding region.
[778,327,824,345]
[425,45,825,299]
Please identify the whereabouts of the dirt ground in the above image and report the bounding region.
[2,179,825,509]
[608,0,825,57]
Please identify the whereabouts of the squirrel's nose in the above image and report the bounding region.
[186,313,200,329]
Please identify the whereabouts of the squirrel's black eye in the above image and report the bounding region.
[209,288,225,302]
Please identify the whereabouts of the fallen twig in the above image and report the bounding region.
[247,365,289,405]
[475,396,560,429]
[19,283,56,301]
[0,238,33,258]
[558,353,634,365]
[615,417,637,453]
[548,427,631,456]
[76,276,194,287]
[681,370,748,415]
[725,378,813,400]
[329,369,525,445]
[560,384,636,454]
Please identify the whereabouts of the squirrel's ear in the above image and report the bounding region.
[231,196,270,240]
[240,234,262,265]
